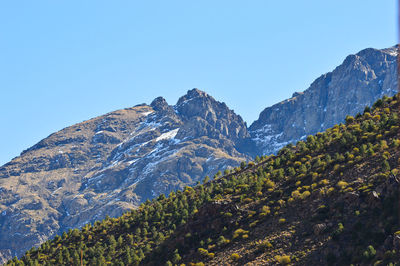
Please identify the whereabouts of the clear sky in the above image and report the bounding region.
[0,0,397,166]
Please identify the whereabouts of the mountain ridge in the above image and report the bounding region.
[249,45,398,156]
[8,92,400,265]
[0,46,398,262]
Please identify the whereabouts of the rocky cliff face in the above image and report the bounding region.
[0,89,250,261]
[249,46,398,156]
[0,46,398,263]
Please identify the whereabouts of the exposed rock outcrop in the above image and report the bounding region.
[0,89,249,262]
[249,46,398,156]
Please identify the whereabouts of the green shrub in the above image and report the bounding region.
[233,229,249,239]
[197,248,208,256]
[230,253,240,261]
[217,236,230,246]
[336,181,349,189]
[256,239,273,251]
[300,190,311,199]
[363,245,376,260]
[275,255,291,265]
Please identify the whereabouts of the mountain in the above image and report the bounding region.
[249,46,398,156]
[0,46,398,263]
[0,89,250,262]
[9,93,400,265]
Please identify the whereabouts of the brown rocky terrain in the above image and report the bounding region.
[0,89,250,262]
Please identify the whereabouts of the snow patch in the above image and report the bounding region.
[156,128,179,142]
[141,111,154,116]
[128,159,138,165]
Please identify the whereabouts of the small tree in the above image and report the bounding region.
[172,249,181,263]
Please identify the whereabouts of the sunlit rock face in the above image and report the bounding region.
[249,46,398,156]
[0,88,249,262]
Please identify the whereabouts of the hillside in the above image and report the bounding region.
[8,94,400,265]
[0,46,397,263]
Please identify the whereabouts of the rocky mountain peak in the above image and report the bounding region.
[381,45,398,56]
[174,88,249,142]
[185,88,209,98]
[175,88,211,112]
[150,96,168,110]
[249,46,398,156]
[175,88,232,120]
[150,96,176,117]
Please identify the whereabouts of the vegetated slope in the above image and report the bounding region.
[9,94,400,265]
[0,89,249,262]
[249,46,398,156]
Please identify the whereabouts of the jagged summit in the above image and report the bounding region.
[176,88,211,108]
[381,45,398,56]
[150,96,176,117]
[150,96,169,111]
[175,88,249,142]
[249,46,398,156]
[185,88,209,98]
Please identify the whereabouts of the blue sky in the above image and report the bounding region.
[0,1,397,165]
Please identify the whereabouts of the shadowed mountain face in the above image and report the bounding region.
[0,46,397,262]
[249,46,398,156]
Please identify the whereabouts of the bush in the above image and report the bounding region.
[345,115,355,125]
[223,212,233,217]
[256,239,273,251]
[319,179,329,186]
[230,253,240,261]
[198,248,208,256]
[242,198,253,203]
[332,223,344,240]
[300,191,311,199]
[336,181,349,189]
[373,99,383,108]
[217,236,230,246]
[363,245,376,260]
[260,205,271,217]
[275,255,291,265]
[233,229,249,239]
[382,160,390,172]
[291,190,301,199]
